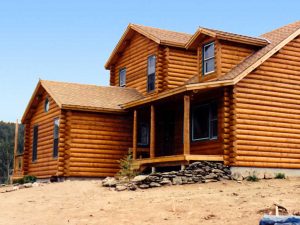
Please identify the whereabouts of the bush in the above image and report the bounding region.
[13,175,37,184]
[246,174,259,182]
[275,173,286,179]
[116,150,138,181]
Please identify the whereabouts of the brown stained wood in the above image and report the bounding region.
[150,105,155,159]
[183,95,190,155]
[133,110,137,160]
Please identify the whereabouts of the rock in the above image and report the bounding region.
[132,175,148,183]
[102,177,118,187]
[24,183,33,188]
[149,182,161,188]
[172,176,182,185]
[204,179,218,183]
[139,184,149,189]
[204,173,218,179]
[115,185,127,191]
[127,183,137,191]
[160,178,172,186]
[12,186,19,191]
[212,169,224,174]
[232,172,243,181]
[264,172,274,179]
[32,182,40,187]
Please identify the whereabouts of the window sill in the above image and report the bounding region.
[191,137,218,143]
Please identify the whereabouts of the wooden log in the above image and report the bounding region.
[133,110,137,160]
[183,95,190,155]
[150,105,155,159]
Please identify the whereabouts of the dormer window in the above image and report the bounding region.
[44,97,50,112]
[147,55,156,92]
[203,42,215,75]
[119,68,126,87]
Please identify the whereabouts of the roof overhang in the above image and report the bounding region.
[186,27,270,50]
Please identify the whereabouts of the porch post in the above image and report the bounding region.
[133,110,137,160]
[150,105,155,159]
[183,95,190,155]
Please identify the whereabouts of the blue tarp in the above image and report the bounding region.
[260,215,300,225]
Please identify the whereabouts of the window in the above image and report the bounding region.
[53,118,59,158]
[203,42,215,75]
[119,68,126,87]
[137,122,149,146]
[192,102,218,141]
[147,55,156,92]
[44,97,50,112]
[32,125,38,162]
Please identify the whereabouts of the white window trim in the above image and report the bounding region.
[203,42,215,75]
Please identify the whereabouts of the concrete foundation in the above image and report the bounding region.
[231,167,300,179]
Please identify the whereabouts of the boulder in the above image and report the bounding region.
[149,182,161,188]
[172,177,182,185]
[24,183,33,188]
[204,173,218,179]
[160,178,172,186]
[127,183,137,191]
[132,175,148,183]
[139,184,150,189]
[102,177,118,187]
[115,185,127,191]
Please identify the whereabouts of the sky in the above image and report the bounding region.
[0,0,299,122]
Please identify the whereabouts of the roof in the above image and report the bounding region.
[186,27,269,49]
[218,20,300,82]
[105,24,192,69]
[22,80,144,122]
[122,21,300,108]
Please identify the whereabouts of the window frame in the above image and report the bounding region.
[53,118,60,159]
[191,101,218,142]
[32,125,38,162]
[147,55,156,93]
[202,42,215,75]
[119,68,126,87]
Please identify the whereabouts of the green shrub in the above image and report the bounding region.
[116,150,138,181]
[246,174,259,182]
[275,173,285,179]
[13,175,37,184]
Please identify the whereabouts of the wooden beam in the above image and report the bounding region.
[133,110,137,160]
[150,105,155,159]
[183,95,190,155]
[13,119,19,178]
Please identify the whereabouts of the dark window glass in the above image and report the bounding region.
[44,98,50,112]
[203,42,215,75]
[147,55,156,92]
[119,68,126,87]
[53,118,59,158]
[192,102,218,141]
[32,125,38,162]
[137,123,149,146]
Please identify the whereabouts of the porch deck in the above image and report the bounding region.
[132,154,223,170]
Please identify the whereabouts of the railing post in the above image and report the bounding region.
[183,95,190,155]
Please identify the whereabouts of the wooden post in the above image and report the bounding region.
[183,95,190,155]
[12,119,19,182]
[133,110,137,160]
[150,105,155,159]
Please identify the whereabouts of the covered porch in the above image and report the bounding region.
[131,88,225,171]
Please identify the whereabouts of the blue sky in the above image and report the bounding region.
[0,0,299,122]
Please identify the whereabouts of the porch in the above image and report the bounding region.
[131,89,225,170]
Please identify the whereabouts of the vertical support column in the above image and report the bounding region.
[13,119,19,179]
[150,105,155,159]
[183,95,190,155]
[133,110,137,160]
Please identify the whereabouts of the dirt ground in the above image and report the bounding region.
[0,178,299,225]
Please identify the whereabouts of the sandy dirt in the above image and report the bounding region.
[0,178,299,225]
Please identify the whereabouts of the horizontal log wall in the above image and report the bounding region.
[220,40,255,75]
[66,111,132,177]
[234,35,300,169]
[27,92,60,177]
[111,33,159,95]
[190,90,224,155]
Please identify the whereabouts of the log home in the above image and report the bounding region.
[15,21,300,179]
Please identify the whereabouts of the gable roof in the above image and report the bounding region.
[104,24,192,69]
[186,27,269,49]
[22,80,144,123]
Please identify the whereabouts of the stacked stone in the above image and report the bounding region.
[102,161,232,191]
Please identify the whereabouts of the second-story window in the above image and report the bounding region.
[119,68,126,87]
[203,42,215,75]
[147,55,156,92]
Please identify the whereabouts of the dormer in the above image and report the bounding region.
[185,27,269,83]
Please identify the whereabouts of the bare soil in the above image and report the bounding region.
[0,178,299,225]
